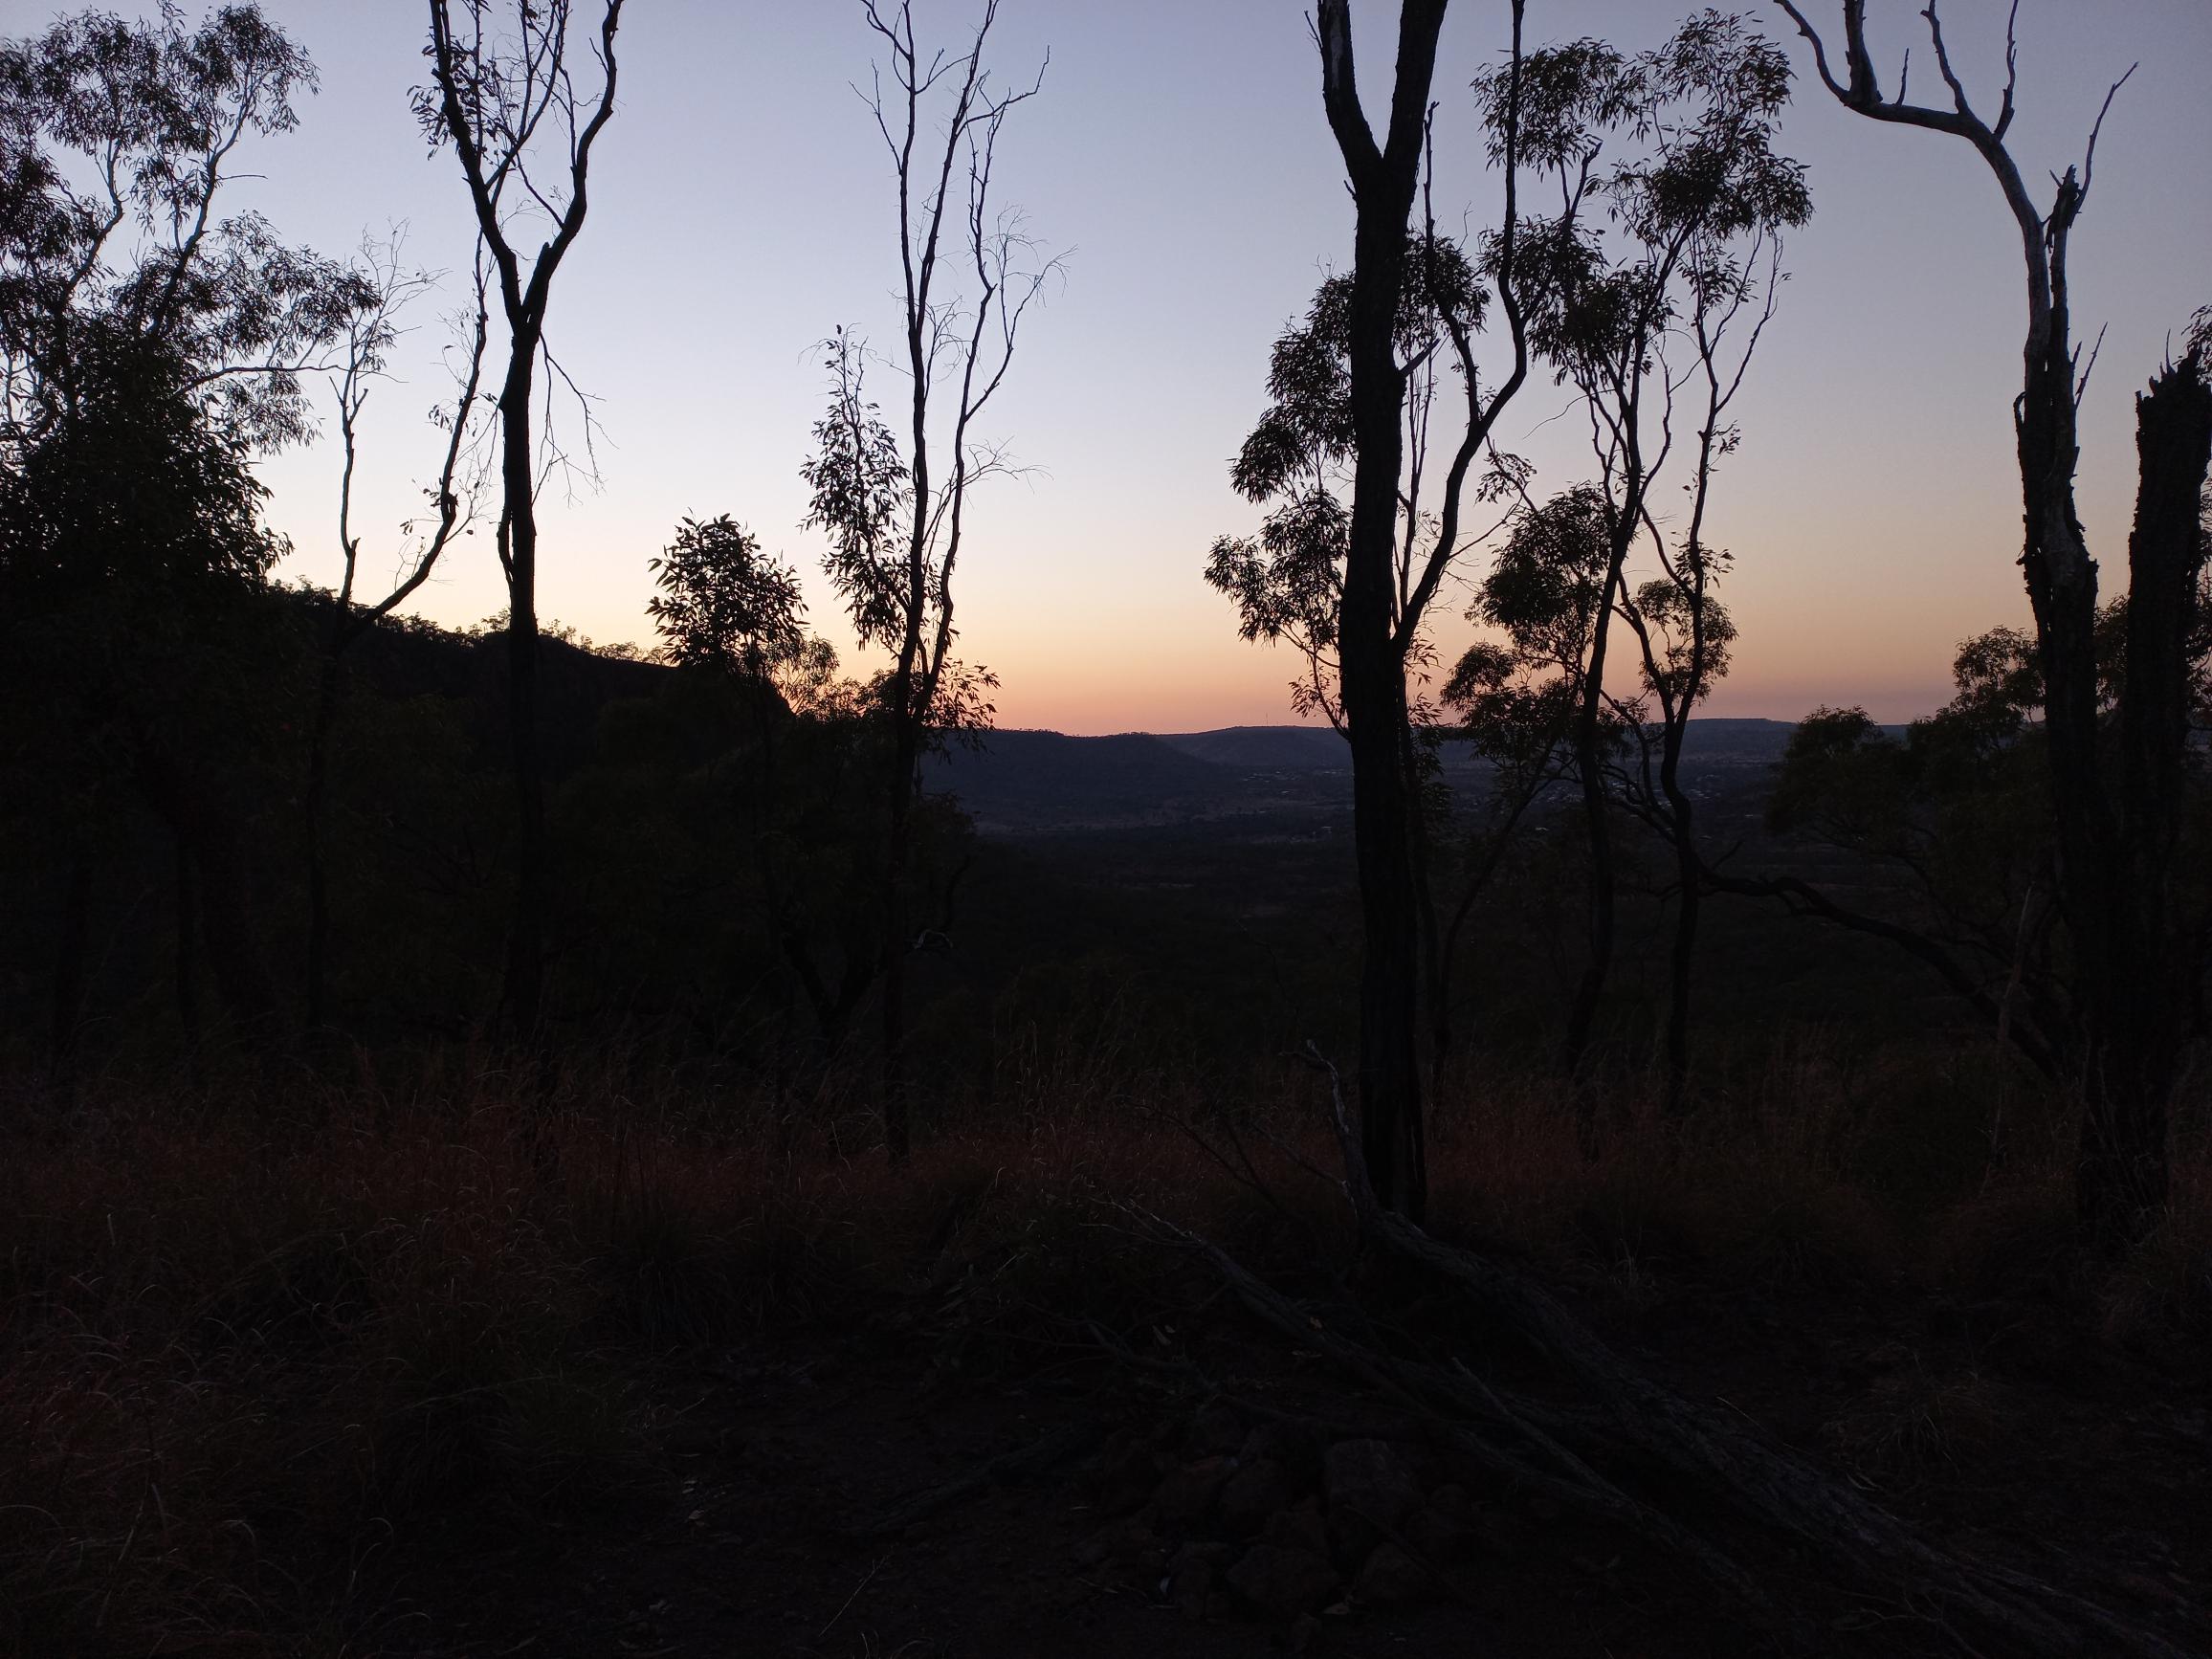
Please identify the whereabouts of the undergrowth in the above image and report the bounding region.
[1,1041,2203,1654]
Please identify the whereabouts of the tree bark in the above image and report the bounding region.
[879,708,919,1161]
[174,834,201,1043]
[2079,350,2212,1235]
[48,852,93,1088]
[1316,0,1449,1221]
[1562,559,1626,1114]
[1771,1,2197,1244]
[302,644,343,1034]
[134,743,276,1040]
[1658,702,1701,1117]
[496,345,547,1046]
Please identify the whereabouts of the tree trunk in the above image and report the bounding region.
[2010,237,2132,1241]
[879,707,918,1162]
[1345,635,1428,1218]
[1659,710,1701,1117]
[1340,218,1427,1222]
[303,646,343,1035]
[1317,0,1449,1221]
[497,343,548,1047]
[2078,349,2212,1237]
[48,852,93,1088]
[1562,560,1625,1109]
[174,834,201,1045]
[135,743,276,1039]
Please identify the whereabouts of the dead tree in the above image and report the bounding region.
[802,0,1051,1161]
[421,0,626,1045]
[302,235,492,1034]
[1773,1,2212,1242]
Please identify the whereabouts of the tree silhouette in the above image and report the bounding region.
[420,0,627,1048]
[1478,11,1807,1097]
[801,0,1051,1161]
[1775,1,2212,1242]
[0,3,375,1062]
[1237,0,1537,1221]
[303,233,493,1034]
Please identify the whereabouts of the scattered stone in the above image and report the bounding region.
[1468,1502,1523,1559]
[1219,1456,1298,1537]
[1264,1496,1331,1559]
[1404,1500,1474,1563]
[1323,1439,1422,1559]
[1172,1539,1237,1574]
[1092,1433,1161,1517]
[1354,1541,1430,1605]
[1150,1456,1232,1529]
[1169,1555,1216,1620]
[1072,1515,1158,1570]
[1227,1543,1341,1620]
[1184,1402,1247,1458]
[1241,1420,1323,1485]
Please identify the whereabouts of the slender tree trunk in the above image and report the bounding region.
[174,835,201,1044]
[48,852,93,1089]
[1316,0,1449,1221]
[1402,723,1446,1084]
[1654,696,1703,1116]
[303,645,343,1034]
[1341,201,1427,1224]
[1345,638,1428,1218]
[879,706,919,1161]
[2076,350,2212,1237]
[135,743,276,1039]
[497,343,547,1046]
[1661,783,1700,1118]
[2008,240,2133,1240]
[1563,559,1626,1103]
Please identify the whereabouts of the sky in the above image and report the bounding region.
[60,0,2212,734]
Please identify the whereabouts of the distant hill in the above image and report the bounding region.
[1158,725,1347,769]
[927,730,1238,832]
[925,718,1817,836]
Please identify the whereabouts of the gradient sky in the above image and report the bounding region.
[74,0,2212,733]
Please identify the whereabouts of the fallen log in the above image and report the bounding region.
[1133,1048,2197,1658]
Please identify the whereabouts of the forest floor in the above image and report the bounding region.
[7,1083,2208,1658]
[379,1247,2210,1658]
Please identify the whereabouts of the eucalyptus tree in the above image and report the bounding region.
[800,0,1051,1161]
[1203,0,1536,1219]
[0,3,375,1055]
[1481,11,1807,1088]
[645,515,890,1063]
[1774,2,2212,1241]
[420,0,627,1043]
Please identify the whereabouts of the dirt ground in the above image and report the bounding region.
[379,1260,2211,1659]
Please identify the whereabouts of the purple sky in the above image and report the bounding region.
[76,0,2212,731]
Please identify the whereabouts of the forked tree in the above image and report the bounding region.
[802,0,1051,1161]
[1475,16,1807,1096]
[1774,0,2212,1241]
[420,0,626,1044]
[1238,0,1536,1220]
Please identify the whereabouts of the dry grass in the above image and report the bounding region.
[1,1042,2204,1653]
